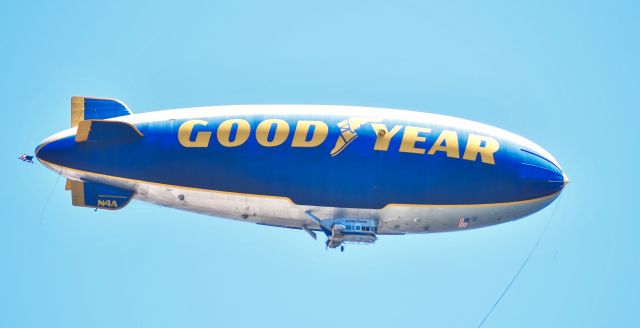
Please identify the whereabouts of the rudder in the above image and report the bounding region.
[67,180,135,210]
[71,96,132,127]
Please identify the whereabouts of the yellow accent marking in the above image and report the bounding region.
[563,172,570,185]
[427,130,460,158]
[178,120,212,147]
[65,179,72,190]
[75,120,92,142]
[217,119,250,147]
[256,119,290,147]
[69,180,85,206]
[371,123,403,151]
[292,120,328,148]
[39,157,562,209]
[462,134,500,164]
[71,96,85,127]
[399,126,431,154]
[384,190,562,209]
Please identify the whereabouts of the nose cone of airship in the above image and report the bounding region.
[519,146,569,198]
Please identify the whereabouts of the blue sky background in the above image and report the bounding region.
[1,0,638,327]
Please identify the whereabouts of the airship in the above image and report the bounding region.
[35,97,569,250]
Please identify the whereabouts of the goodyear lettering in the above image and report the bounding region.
[371,123,403,151]
[399,127,431,154]
[217,119,251,147]
[428,130,460,158]
[462,134,500,164]
[292,121,328,148]
[178,120,211,147]
[177,118,499,165]
[256,119,289,147]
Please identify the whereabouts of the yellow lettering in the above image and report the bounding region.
[399,126,431,154]
[178,120,212,148]
[427,130,460,158]
[97,200,117,207]
[256,119,290,147]
[217,119,250,147]
[292,121,328,147]
[371,123,403,151]
[462,134,500,164]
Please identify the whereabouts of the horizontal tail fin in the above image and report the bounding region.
[67,180,135,210]
[75,120,144,143]
[71,96,132,127]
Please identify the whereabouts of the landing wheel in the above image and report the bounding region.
[340,246,344,252]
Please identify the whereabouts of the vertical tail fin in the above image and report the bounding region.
[71,96,132,127]
[67,180,135,210]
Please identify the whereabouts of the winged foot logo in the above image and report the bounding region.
[330,118,380,156]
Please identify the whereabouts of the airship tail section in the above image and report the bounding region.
[75,120,144,143]
[71,96,132,127]
[67,180,135,210]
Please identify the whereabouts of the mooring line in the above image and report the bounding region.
[40,172,62,226]
[477,194,563,327]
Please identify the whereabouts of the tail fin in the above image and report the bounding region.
[75,120,144,143]
[67,179,135,210]
[71,96,132,127]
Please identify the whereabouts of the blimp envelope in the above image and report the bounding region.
[35,96,569,249]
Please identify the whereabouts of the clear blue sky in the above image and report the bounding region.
[1,0,638,327]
